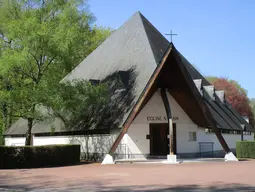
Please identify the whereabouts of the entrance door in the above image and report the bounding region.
[149,123,169,156]
[149,123,177,156]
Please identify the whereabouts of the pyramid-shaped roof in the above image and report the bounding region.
[4,11,253,136]
[64,11,169,82]
[63,11,170,127]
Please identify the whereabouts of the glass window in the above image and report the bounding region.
[189,132,197,141]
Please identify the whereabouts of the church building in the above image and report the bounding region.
[4,12,254,164]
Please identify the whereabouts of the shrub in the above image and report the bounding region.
[236,141,255,159]
[0,144,80,169]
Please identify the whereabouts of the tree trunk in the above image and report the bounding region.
[25,118,33,146]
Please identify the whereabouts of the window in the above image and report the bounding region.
[89,79,100,86]
[189,132,197,141]
[244,131,252,135]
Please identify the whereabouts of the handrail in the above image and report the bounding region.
[115,143,134,159]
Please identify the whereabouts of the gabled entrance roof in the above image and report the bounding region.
[108,43,234,154]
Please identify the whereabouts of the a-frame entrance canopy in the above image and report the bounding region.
[109,43,237,154]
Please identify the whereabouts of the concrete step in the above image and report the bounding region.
[115,159,166,164]
[115,158,225,164]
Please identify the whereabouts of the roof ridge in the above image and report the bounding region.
[136,13,159,66]
[138,13,170,64]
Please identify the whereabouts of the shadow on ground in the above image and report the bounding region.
[48,183,255,192]
[0,161,95,171]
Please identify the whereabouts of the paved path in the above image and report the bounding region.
[1,160,255,191]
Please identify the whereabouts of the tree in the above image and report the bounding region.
[251,99,255,114]
[206,76,218,85]
[0,0,112,145]
[206,76,253,120]
[250,99,255,126]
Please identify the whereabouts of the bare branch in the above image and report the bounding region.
[13,66,37,82]
[52,110,68,126]
[41,56,55,76]
[28,51,40,67]
[28,51,43,83]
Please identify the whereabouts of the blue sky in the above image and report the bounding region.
[88,0,255,98]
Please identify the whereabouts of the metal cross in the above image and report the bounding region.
[165,30,177,42]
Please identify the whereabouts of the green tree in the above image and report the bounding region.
[0,0,112,145]
[250,99,255,128]
[251,99,255,113]
[206,76,218,84]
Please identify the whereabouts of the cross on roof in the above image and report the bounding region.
[165,30,177,42]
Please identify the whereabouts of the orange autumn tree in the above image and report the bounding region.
[206,77,253,124]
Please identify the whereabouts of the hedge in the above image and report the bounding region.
[236,141,255,159]
[0,144,80,169]
[0,146,3,168]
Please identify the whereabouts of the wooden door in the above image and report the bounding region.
[149,123,169,156]
[149,123,177,156]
